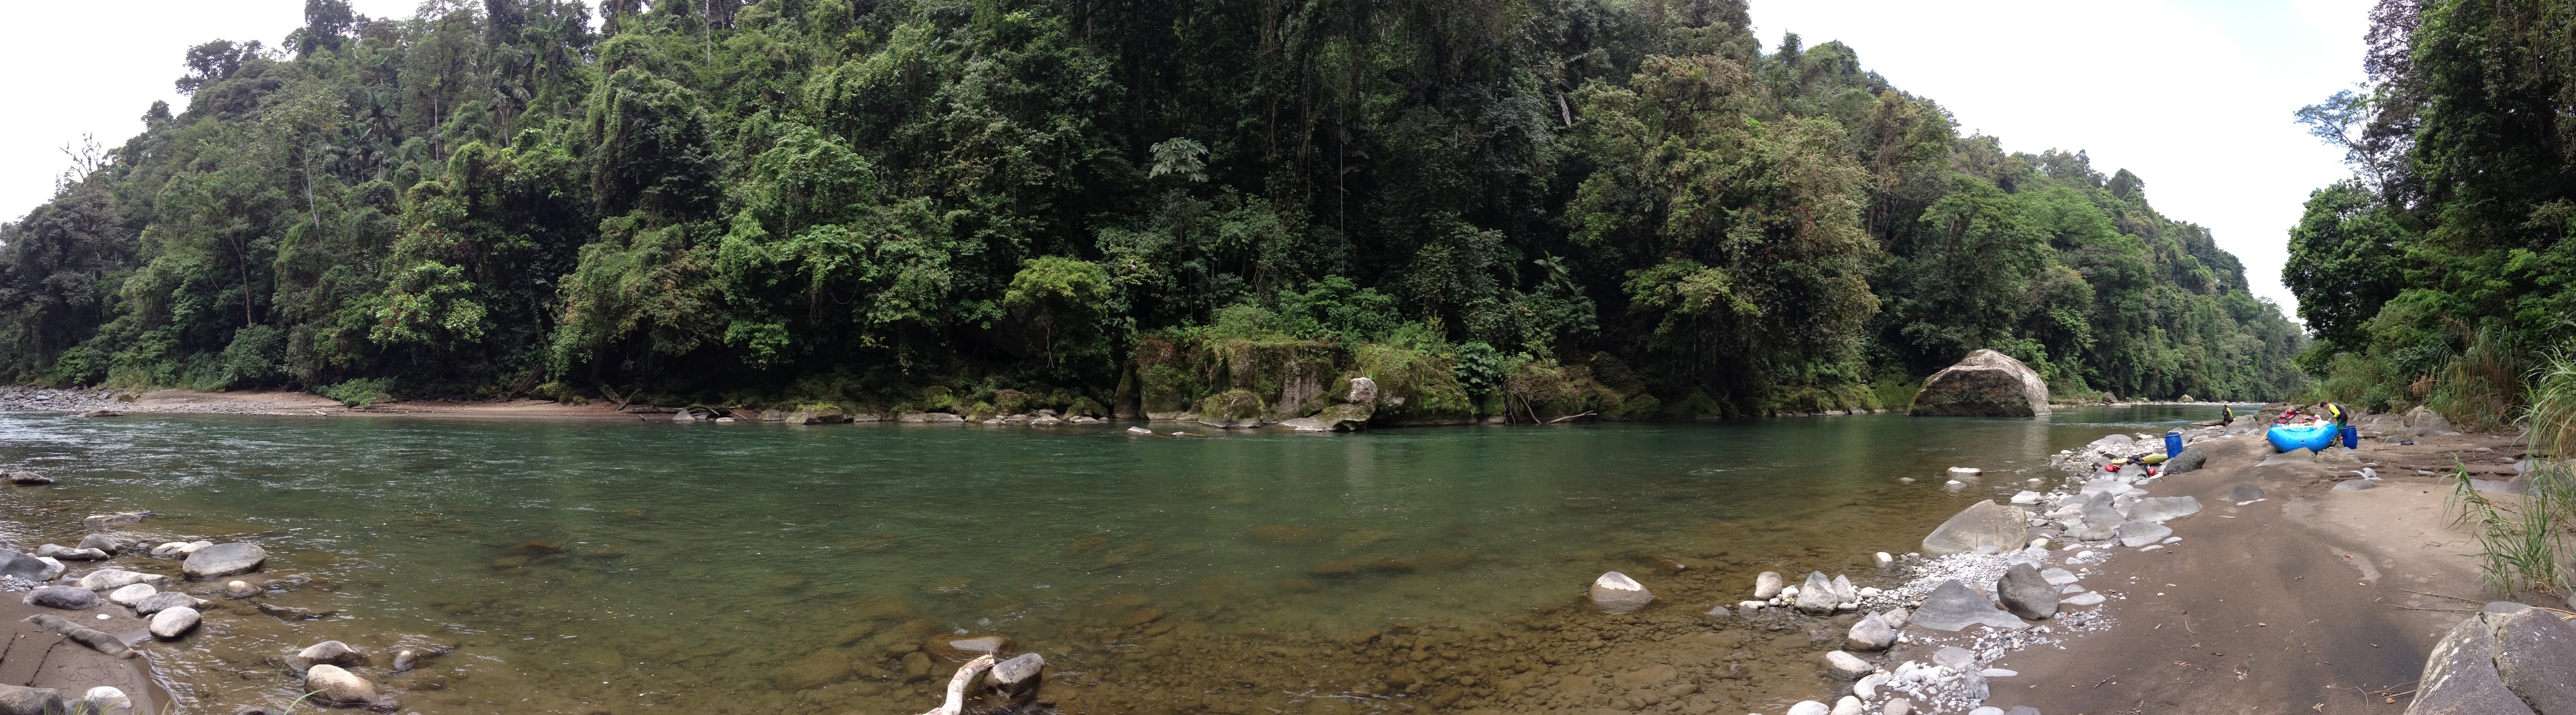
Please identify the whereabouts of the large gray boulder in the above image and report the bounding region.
[2163,446,2210,473]
[21,586,97,610]
[2076,492,2122,541]
[1922,500,2031,556]
[2486,605,2576,714]
[1994,564,2058,620]
[1279,377,1379,432]
[1795,572,1840,614]
[2116,520,2174,548]
[183,542,267,579]
[2121,496,2202,523]
[2407,406,2460,437]
[2409,610,2539,715]
[1908,350,2052,417]
[0,549,48,580]
[0,683,64,715]
[1909,580,2027,631]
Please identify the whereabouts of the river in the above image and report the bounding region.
[0,406,2224,714]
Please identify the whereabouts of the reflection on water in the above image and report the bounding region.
[0,406,2224,714]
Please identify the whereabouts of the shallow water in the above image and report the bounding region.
[0,406,2223,715]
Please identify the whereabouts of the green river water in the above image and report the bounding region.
[0,406,2224,715]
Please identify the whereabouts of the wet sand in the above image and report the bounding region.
[2003,430,2519,714]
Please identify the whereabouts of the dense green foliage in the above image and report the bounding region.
[2287,0,2576,424]
[0,0,2299,412]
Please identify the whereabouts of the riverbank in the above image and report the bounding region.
[0,386,646,420]
[2006,422,2524,713]
[11,403,2485,715]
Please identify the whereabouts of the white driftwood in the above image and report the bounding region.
[918,654,998,715]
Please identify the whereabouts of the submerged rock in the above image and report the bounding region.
[289,641,368,672]
[1908,349,2052,417]
[1588,571,1653,613]
[2229,482,2264,501]
[3,471,52,486]
[1922,500,2031,555]
[183,542,268,579]
[1909,580,2026,631]
[1994,564,2058,620]
[224,580,260,599]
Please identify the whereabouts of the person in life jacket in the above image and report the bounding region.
[2324,403,2349,424]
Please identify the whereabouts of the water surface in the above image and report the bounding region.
[0,406,2223,714]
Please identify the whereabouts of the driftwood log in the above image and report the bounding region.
[918,654,998,715]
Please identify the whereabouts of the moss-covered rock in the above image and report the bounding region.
[1197,389,1265,428]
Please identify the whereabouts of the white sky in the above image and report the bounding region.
[1,0,2365,316]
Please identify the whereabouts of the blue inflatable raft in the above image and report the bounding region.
[2267,422,2339,453]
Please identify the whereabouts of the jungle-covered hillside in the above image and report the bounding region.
[2287,0,2576,429]
[0,0,2303,416]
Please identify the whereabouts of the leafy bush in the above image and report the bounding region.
[319,378,395,407]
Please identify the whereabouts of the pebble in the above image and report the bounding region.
[1830,696,1867,715]
[2065,592,2107,606]
[1787,701,1831,715]
[223,580,258,598]
[1883,700,1913,715]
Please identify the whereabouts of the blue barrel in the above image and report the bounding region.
[2341,424,2358,449]
[2164,431,2183,458]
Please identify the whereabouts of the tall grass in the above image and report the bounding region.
[2428,324,2529,432]
[2452,348,2576,599]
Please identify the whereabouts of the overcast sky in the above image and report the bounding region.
[0,0,2367,314]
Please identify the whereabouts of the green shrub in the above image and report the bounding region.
[319,378,395,407]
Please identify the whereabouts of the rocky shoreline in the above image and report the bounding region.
[10,399,2546,715]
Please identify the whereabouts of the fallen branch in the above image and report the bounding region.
[1548,411,1596,424]
[920,654,998,715]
